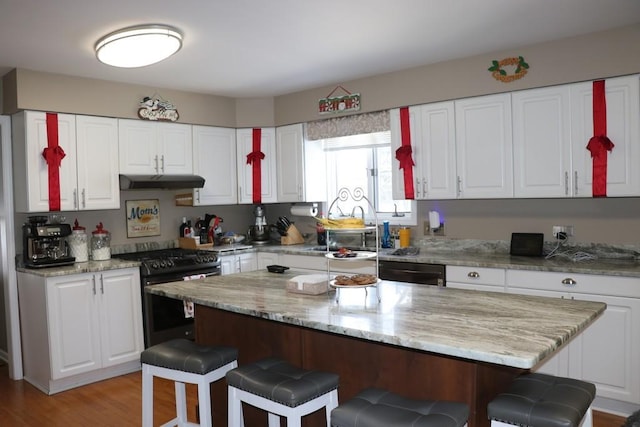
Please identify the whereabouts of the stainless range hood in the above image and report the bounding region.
[119,174,205,190]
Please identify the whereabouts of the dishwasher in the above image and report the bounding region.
[378,260,446,287]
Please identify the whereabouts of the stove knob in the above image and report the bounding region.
[151,261,159,269]
[167,259,174,268]
[160,260,167,268]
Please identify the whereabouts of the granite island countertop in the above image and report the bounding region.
[145,269,606,369]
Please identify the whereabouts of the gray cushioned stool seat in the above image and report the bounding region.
[487,373,596,427]
[331,388,469,427]
[225,357,339,407]
[140,338,238,375]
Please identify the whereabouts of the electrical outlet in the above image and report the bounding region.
[552,225,574,239]
[424,220,445,236]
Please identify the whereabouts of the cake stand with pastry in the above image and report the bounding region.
[319,187,380,303]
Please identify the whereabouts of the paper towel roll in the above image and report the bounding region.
[290,205,319,217]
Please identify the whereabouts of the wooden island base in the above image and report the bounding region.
[195,305,524,427]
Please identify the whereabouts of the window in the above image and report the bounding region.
[319,131,415,225]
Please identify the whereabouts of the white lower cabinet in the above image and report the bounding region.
[446,266,506,292]
[506,269,640,409]
[257,252,281,270]
[17,268,144,394]
[219,253,257,275]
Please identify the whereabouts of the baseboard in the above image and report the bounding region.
[593,396,640,418]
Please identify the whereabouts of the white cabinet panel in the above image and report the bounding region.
[512,86,572,197]
[219,253,257,275]
[446,266,506,291]
[236,128,277,204]
[119,119,192,175]
[455,93,513,199]
[192,125,238,205]
[276,124,305,202]
[391,104,457,200]
[571,75,640,197]
[12,111,119,212]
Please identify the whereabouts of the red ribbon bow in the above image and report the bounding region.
[586,135,614,159]
[586,80,614,197]
[42,145,66,167]
[397,107,415,199]
[246,150,265,164]
[395,145,415,169]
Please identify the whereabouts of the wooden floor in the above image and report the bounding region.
[0,364,628,426]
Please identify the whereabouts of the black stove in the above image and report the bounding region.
[114,248,221,348]
[114,248,219,278]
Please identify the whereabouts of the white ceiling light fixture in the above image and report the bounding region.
[95,24,183,68]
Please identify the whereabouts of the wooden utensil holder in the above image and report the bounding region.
[281,224,305,245]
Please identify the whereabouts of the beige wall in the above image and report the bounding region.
[274,24,640,125]
[3,69,239,127]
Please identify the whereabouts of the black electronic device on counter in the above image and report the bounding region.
[23,217,75,268]
[510,233,544,257]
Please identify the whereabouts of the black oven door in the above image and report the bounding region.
[142,270,219,347]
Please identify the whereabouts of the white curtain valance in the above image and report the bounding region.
[304,110,390,140]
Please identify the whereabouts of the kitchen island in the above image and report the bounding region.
[146,269,606,427]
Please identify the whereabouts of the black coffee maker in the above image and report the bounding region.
[23,216,75,268]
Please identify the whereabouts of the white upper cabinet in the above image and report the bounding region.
[391,103,457,200]
[236,127,277,204]
[276,124,305,202]
[455,93,514,199]
[192,125,237,205]
[12,111,119,212]
[118,119,193,175]
[570,74,640,197]
[75,115,120,210]
[512,85,572,197]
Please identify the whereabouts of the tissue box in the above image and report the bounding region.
[286,274,330,295]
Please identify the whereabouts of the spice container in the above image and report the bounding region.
[91,222,111,260]
[69,219,88,262]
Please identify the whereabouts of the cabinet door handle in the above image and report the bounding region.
[81,188,86,208]
[456,176,462,197]
[196,189,200,203]
[561,278,577,286]
[574,171,578,196]
[467,271,480,278]
[422,178,427,197]
[415,178,420,198]
[154,155,159,173]
[72,189,77,209]
[564,171,569,196]
[161,155,165,173]
[92,276,96,295]
[100,275,104,294]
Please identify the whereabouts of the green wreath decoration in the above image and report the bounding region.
[488,56,529,82]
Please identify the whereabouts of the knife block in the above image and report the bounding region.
[281,224,305,245]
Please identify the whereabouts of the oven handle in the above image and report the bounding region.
[143,269,221,286]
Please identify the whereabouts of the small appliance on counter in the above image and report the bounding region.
[22,216,75,268]
[248,204,272,244]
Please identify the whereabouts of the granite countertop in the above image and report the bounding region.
[257,244,640,277]
[15,258,141,277]
[145,269,606,369]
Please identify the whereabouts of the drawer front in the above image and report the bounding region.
[446,266,506,286]
[507,269,640,298]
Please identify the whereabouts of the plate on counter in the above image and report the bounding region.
[329,278,381,289]
[325,251,376,260]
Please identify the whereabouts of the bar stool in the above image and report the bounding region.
[141,338,238,427]
[487,373,595,427]
[331,388,469,427]
[226,357,339,427]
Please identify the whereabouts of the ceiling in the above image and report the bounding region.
[1,0,640,98]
